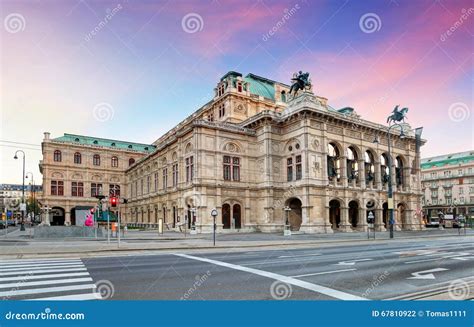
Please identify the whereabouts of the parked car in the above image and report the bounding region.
[425,217,440,227]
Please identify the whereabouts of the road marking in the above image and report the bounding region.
[0,258,81,264]
[0,284,96,297]
[0,272,90,282]
[404,258,440,264]
[0,267,87,277]
[334,259,373,266]
[407,268,449,280]
[28,293,102,300]
[290,269,356,278]
[0,277,93,289]
[243,257,323,266]
[0,264,84,272]
[278,254,321,258]
[175,253,366,300]
[0,261,83,269]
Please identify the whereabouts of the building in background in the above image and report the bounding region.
[39,133,155,225]
[0,184,42,220]
[39,72,425,233]
[421,151,474,219]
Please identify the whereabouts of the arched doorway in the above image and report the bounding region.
[287,198,302,231]
[348,200,358,227]
[382,202,389,228]
[233,204,241,229]
[222,204,231,229]
[51,207,65,226]
[329,200,341,230]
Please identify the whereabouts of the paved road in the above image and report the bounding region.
[1,236,473,300]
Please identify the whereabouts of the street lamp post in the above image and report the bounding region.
[25,172,35,224]
[14,150,26,231]
[211,208,218,246]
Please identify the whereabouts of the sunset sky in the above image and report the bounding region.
[1,0,472,184]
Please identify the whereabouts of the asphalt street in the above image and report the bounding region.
[1,235,473,301]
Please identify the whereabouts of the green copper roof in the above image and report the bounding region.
[244,73,275,100]
[421,150,474,169]
[52,134,155,153]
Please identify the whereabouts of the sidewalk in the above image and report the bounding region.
[0,227,472,259]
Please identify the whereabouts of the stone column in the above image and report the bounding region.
[340,156,348,187]
[357,207,367,231]
[374,161,382,190]
[338,206,353,232]
[325,206,334,233]
[375,208,386,231]
[405,209,416,231]
[358,159,366,189]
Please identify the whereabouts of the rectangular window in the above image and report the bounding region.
[140,179,144,195]
[186,156,194,182]
[154,173,158,191]
[163,168,168,189]
[91,183,102,197]
[223,156,231,181]
[232,157,240,181]
[287,158,293,181]
[72,182,83,197]
[147,176,151,193]
[51,180,64,196]
[295,155,302,180]
[172,163,178,187]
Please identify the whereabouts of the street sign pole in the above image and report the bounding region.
[117,210,121,248]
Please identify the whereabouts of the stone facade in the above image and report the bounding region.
[39,133,154,225]
[39,72,425,233]
[124,72,425,233]
[421,151,474,218]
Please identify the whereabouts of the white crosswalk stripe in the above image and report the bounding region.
[0,258,102,300]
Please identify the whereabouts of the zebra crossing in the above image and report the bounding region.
[0,258,102,300]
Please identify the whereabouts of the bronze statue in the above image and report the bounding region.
[387,105,408,124]
[289,71,311,97]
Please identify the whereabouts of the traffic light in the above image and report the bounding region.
[110,197,118,208]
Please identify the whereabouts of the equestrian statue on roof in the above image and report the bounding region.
[289,71,312,97]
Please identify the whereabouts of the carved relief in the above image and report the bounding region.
[312,138,320,151]
[257,159,264,173]
[273,161,280,174]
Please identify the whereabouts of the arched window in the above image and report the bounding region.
[74,152,82,164]
[93,154,100,166]
[281,91,287,102]
[111,156,119,168]
[364,150,375,182]
[346,147,359,181]
[53,150,62,162]
[380,153,390,184]
[327,143,340,181]
[396,156,404,186]
[129,158,135,166]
